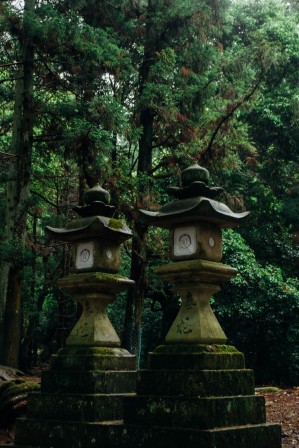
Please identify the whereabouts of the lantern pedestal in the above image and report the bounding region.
[13,274,137,448]
[57,273,134,347]
[155,260,237,344]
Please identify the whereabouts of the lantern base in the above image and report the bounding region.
[104,343,281,448]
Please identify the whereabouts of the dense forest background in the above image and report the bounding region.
[0,0,298,385]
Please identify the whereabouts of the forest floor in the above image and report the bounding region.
[255,386,299,448]
[0,384,298,446]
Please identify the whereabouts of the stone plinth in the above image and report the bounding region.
[107,344,281,448]
[13,348,137,448]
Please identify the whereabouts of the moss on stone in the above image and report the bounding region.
[56,346,129,356]
[108,218,125,230]
[94,272,123,282]
[210,344,240,353]
[153,344,240,355]
[2,381,40,400]
[255,386,282,394]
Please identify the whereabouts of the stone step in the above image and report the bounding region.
[137,369,254,397]
[123,394,266,429]
[108,422,281,448]
[41,370,136,394]
[148,350,245,370]
[14,418,122,448]
[50,347,136,371]
[27,391,135,422]
[14,419,281,448]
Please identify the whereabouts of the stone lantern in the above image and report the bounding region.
[105,163,281,448]
[139,163,249,344]
[12,186,138,447]
[46,184,134,347]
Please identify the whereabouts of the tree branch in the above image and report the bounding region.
[202,76,263,162]
[0,77,23,84]
[30,190,60,209]
[0,62,23,68]
[0,151,18,159]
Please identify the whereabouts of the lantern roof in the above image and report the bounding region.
[139,163,249,228]
[46,216,132,243]
[46,185,132,242]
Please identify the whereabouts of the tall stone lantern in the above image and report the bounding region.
[139,163,249,345]
[46,185,134,347]
[12,186,138,447]
[106,163,281,448]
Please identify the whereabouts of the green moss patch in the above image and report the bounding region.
[94,272,123,282]
[108,218,125,230]
[154,344,240,355]
[255,386,283,394]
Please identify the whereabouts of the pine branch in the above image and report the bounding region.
[30,189,60,209]
[0,151,18,160]
[0,62,23,68]
[0,77,23,84]
[202,76,263,162]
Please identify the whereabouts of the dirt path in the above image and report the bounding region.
[259,387,299,448]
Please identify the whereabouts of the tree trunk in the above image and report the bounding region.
[122,1,156,361]
[0,0,35,367]
[1,268,22,367]
[122,218,148,360]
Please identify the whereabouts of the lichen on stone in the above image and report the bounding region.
[94,272,123,282]
[108,218,125,230]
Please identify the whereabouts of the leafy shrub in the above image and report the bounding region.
[214,229,299,385]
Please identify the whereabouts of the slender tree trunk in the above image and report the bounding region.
[0,0,35,367]
[18,213,37,370]
[122,1,156,361]
[122,218,148,359]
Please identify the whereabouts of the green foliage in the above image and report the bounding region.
[283,187,299,229]
[0,240,33,267]
[1,0,298,380]
[215,229,299,384]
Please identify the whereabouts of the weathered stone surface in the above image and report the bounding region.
[50,347,136,371]
[72,239,121,273]
[108,422,281,448]
[0,380,40,427]
[137,369,255,397]
[165,282,227,344]
[28,392,134,422]
[41,370,136,394]
[11,416,281,448]
[0,365,24,381]
[56,274,134,347]
[155,259,237,284]
[154,261,237,345]
[14,417,112,448]
[46,215,131,244]
[148,344,245,370]
[123,395,266,428]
